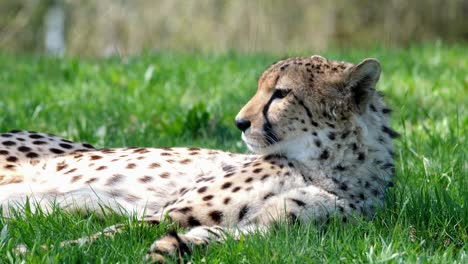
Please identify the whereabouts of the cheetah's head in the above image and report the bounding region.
[235,55,381,155]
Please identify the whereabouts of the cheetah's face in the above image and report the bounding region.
[235,55,381,154]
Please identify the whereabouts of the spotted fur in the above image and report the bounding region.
[1,55,398,262]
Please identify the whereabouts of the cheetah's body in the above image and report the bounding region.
[1,55,398,260]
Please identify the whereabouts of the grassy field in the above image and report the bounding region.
[0,43,466,263]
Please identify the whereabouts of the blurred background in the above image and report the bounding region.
[1,0,467,57]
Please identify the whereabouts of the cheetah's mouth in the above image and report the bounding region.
[242,133,277,154]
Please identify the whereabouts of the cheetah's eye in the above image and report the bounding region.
[272,89,291,99]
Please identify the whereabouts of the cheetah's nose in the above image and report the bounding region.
[235,118,251,132]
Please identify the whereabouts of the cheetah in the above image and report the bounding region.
[0,55,398,262]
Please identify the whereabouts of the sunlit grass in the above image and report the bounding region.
[0,43,466,263]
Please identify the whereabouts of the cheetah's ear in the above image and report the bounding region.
[345,58,381,113]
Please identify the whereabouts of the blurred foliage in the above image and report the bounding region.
[0,0,467,56]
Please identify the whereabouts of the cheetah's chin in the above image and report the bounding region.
[242,134,281,155]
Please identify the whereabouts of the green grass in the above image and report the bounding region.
[0,43,466,263]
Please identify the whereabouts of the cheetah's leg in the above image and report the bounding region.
[146,185,353,261]
[146,224,268,262]
[255,185,352,224]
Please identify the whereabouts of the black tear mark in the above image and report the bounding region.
[262,93,280,145]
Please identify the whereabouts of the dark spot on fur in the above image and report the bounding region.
[90,155,102,160]
[223,197,231,204]
[197,186,208,193]
[94,165,106,171]
[149,162,160,169]
[238,205,249,221]
[26,152,39,158]
[224,172,234,178]
[335,165,346,171]
[341,131,350,139]
[188,216,201,227]
[222,164,235,172]
[0,150,8,155]
[358,152,366,161]
[159,172,170,178]
[263,193,274,200]
[328,132,336,140]
[382,126,400,138]
[320,150,329,160]
[29,134,44,139]
[203,195,214,201]
[290,198,306,207]
[82,143,94,149]
[126,163,136,169]
[382,108,392,114]
[221,182,232,189]
[338,205,345,213]
[232,186,241,192]
[105,174,124,186]
[59,143,73,149]
[382,163,394,170]
[64,168,77,174]
[85,177,98,184]
[209,211,223,224]
[2,141,16,146]
[6,156,18,162]
[314,139,322,147]
[56,163,67,171]
[245,177,253,183]
[288,213,299,223]
[50,148,65,154]
[339,183,348,191]
[253,168,263,173]
[71,175,82,183]
[18,146,31,152]
[178,207,192,214]
[180,159,191,164]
